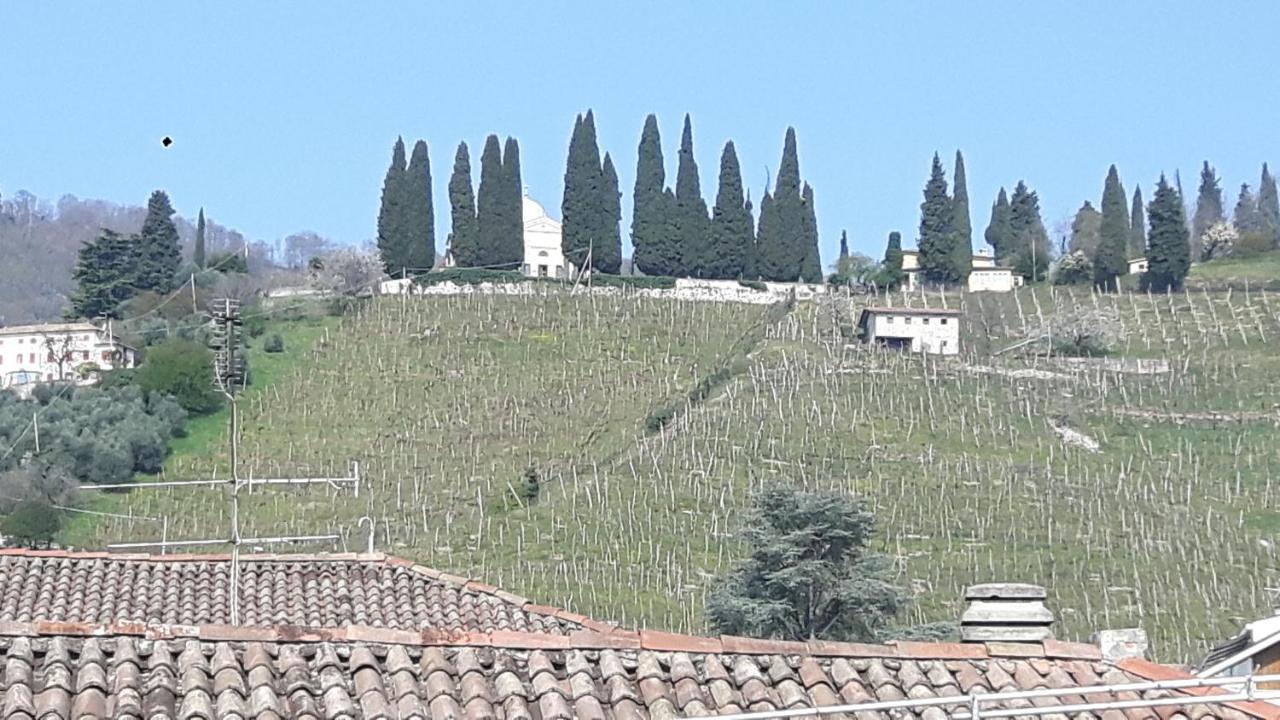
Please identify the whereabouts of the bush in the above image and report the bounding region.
[1,500,62,548]
[738,279,768,292]
[1233,231,1273,258]
[243,315,268,338]
[414,268,527,286]
[1051,250,1093,286]
[518,465,541,505]
[135,339,224,415]
[263,333,285,353]
[589,273,677,290]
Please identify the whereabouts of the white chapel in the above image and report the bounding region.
[521,191,568,279]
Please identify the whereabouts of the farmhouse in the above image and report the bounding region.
[901,249,1024,292]
[0,321,137,389]
[0,548,1271,719]
[857,305,961,355]
[1129,256,1150,275]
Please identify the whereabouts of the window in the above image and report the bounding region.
[28,353,35,363]
[82,351,90,360]
[102,351,112,361]
[885,316,893,324]
[538,265,549,278]
[941,318,948,325]
[941,340,948,349]
[922,318,930,324]
[905,317,912,325]
[537,250,549,258]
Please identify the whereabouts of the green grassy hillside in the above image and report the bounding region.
[68,286,1280,662]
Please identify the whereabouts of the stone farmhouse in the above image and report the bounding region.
[901,249,1024,293]
[0,321,138,390]
[858,306,962,355]
[0,548,1275,719]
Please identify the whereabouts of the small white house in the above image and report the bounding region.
[1128,257,1149,275]
[857,306,961,355]
[901,249,1023,293]
[0,321,138,389]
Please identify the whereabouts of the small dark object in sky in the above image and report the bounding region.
[161,136,173,147]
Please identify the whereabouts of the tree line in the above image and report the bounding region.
[373,112,824,283]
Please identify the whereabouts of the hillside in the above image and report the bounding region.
[67,286,1280,662]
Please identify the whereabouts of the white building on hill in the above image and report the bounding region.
[857,306,961,355]
[901,249,1024,293]
[439,190,571,280]
[0,321,138,389]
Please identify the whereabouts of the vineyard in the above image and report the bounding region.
[68,285,1280,662]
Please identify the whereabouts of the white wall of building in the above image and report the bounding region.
[521,195,567,279]
[862,311,960,355]
[967,268,1023,293]
[0,323,138,389]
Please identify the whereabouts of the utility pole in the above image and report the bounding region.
[32,412,39,455]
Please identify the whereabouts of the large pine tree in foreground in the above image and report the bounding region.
[1094,165,1129,291]
[951,150,973,280]
[631,114,678,276]
[708,141,753,279]
[447,141,479,267]
[69,229,137,319]
[917,153,956,285]
[403,140,435,273]
[136,190,182,292]
[376,137,408,274]
[674,114,710,277]
[1143,175,1191,292]
[562,112,604,273]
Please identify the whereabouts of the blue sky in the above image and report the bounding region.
[2,2,1278,264]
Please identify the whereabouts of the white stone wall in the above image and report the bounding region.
[378,277,827,305]
[865,313,960,355]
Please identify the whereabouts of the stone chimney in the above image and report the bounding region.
[961,583,1055,643]
[1091,628,1149,661]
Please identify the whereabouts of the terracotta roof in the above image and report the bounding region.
[0,621,1272,719]
[0,550,609,636]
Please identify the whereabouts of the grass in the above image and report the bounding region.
[1189,249,1280,287]
[62,284,1280,663]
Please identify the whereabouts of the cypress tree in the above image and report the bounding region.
[136,190,182,292]
[753,190,780,280]
[984,188,1012,260]
[69,229,137,319]
[798,183,822,282]
[499,137,524,268]
[1192,161,1224,259]
[754,127,810,282]
[741,191,757,280]
[474,134,505,267]
[631,114,676,276]
[838,231,849,262]
[1069,202,1102,256]
[1094,165,1129,290]
[881,231,904,289]
[403,140,435,273]
[376,137,408,274]
[1259,163,1280,246]
[194,208,206,269]
[708,141,752,279]
[597,152,623,273]
[1007,181,1050,282]
[675,114,710,277]
[447,141,479,267]
[917,153,956,285]
[1234,183,1261,236]
[1129,186,1146,257]
[1143,174,1191,292]
[561,112,603,273]
[951,150,973,280]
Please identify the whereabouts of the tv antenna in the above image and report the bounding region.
[80,297,362,624]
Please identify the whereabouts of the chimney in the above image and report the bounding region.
[1091,628,1149,662]
[961,583,1054,643]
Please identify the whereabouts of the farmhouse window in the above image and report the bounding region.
[923,318,930,324]
[905,317,912,325]
[885,317,893,324]
[102,351,112,361]
[941,318,948,324]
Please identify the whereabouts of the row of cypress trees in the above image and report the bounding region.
[1191,161,1280,258]
[915,152,973,285]
[375,138,436,276]
[69,191,183,318]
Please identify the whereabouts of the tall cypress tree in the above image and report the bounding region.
[1144,175,1191,292]
[632,114,676,276]
[675,114,710,277]
[1007,181,1050,282]
[708,141,752,279]
[1191,161,1224,259]
[1259,163,1280,247]
[754,127,811,281]
[951,150,973,280]
[1129,186,1146,257]
[194,207,206,269]
[597,152,623,273]
[753,190,779,280]
[403,140,435,273]
[136,190,182,292]
[798,183,822,282]
[561,112,603,273]
[376,137,408,274]
[984,188,1012,260]
[1069,202,1102,256]
[881,231,904,290]
[918,154,956,285]
[1094,165,1129,290]
[838,230,849,262]
[1234,183,1261,236]
[447,141,479,267]
[499,137,524,268]
[474,134,505,267]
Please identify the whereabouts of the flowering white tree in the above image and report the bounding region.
[1200,221,1237,261]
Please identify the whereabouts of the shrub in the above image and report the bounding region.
[1233,231,1273,258]
[738,279,768,292]
[1,500,62,548]
[263,333,285,353]
[414,268,527,287]
[518,465,541,505]
[588,274,677,290]
[135,339,224,415]
[1051,250,1093,286]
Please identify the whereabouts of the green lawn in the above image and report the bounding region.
[1189,250,1280,286]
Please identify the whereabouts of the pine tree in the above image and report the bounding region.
[473,134,505,267]
[1069,202,1101,256]
[675,115,710,277]
[376,137,408,274]
[708,141,752,279]
[881,231,904,289]
[984,188,1012,260]
[798,183,822,282]
[1234,183,1261,236]
[597,152,623,273]
[194,208,206,269]
[69,229,137,319]
[1094,165,1129,291]
[1259,163,1280,247]
[1129,186,1146,257]
[561,112,604,273]
[403,140,435,273]
[1007,181,1051,282]
[499,137,524,268]
[951,150,973,280]
[917,153,956,285]
[1191,161,1224,260]
[1144,174,1191,292]
[136,190,182,292]
[631,114,677,276]
[447,141,479,267]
